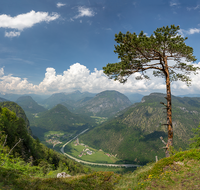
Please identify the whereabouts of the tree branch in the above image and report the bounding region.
[1,138,23,166]
[2,135,8,149]
[160,136,167,145]
[142,66,163,71]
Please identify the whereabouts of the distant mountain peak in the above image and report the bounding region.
[16,95,46,113]
[75,90,132,117]
[16,95,34,101]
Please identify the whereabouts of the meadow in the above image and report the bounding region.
[64,140,120,164]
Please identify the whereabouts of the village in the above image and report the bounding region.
[46,138,62,148]
[45,133,70,147]
[74,138,116,158]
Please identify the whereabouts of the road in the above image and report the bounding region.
[61,128,141,168]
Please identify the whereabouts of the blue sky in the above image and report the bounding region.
[0,0,200,95]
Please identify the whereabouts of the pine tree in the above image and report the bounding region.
[103,25,199,157]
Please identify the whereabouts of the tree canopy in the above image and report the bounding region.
[103,25,198,84]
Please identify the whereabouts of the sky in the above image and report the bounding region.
[0,0,200,96]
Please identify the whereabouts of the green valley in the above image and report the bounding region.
[64,139,120,164]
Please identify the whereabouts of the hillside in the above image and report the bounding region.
[31,104,95,132]
[0,101,31,134]
[80,93,200,164]
[16,95,47,113]
[0,104,91,185]
[115,148,200,189]
[74,90,132,118]
[1,146,200,189]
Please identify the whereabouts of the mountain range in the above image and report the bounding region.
[73,90,132,117]
[79,93,200,164]
[16,96,47,113]
[1,90,200,165]
[31,104,95,132]
[42,90,96,109]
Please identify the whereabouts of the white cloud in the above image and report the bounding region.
[0,62,200,95]
[170,2,178,6]
[187,5,200,11]
[57,2,66,8]
[73,7,95,19]
[188,28,200,34]
[0,74,37,94]
[0,10,60,37]
[0,67,4,76]
[179,28,200,36]
[5,31,21,38]
[170,0,180,7]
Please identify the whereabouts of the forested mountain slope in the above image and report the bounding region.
[31,104,95,132]
[0,101,31,134]
[74,90,132,117]
[0,103,91,178]
[80,93,200,164]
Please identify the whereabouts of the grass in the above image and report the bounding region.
[115,148,200,189]
[87,165,137,174]
[0,147,121,190]
[0,167,121,190]
[1,148,200,189]
[64,141,120,164]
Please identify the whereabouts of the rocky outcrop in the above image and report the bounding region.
[57,172,71,178]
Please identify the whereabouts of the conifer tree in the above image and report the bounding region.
[103,25,198,157]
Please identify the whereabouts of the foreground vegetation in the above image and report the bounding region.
[0,105,91,176]
[115,148,200,189]
[1,145,200,189]
[1,99,200,189]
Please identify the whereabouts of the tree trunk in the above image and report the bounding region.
[164,57,173,157]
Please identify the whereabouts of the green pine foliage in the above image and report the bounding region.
[103,25,198,84]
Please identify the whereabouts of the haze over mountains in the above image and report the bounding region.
[1,90,136,118]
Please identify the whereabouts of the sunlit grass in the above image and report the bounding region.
[115,148,200,189]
